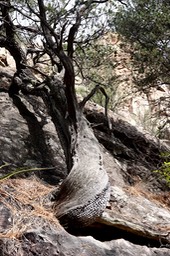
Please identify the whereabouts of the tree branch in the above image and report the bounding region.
[0,1,27,71]
[31,0,59,47]
[37,0,78,123]
[15,25,39,34]
[67,14,81,58]
[79,84,111,129]
[79,84,100,109]
[116,0,128,7]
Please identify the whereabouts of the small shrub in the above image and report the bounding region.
[154,152,170,186]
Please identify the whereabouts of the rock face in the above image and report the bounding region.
[97,33,170,139]
[0,93,66,184]
[0,89,170,255]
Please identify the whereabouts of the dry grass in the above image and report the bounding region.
[0,176,61,239]
[125,182,170,209]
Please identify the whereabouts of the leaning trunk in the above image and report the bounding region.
[54,115,110,228]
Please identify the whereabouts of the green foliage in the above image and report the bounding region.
[0,0,139,113]
[75,40,121,108]
[154,152,170,186]
[114,0,170,87]
[8,0,116,46]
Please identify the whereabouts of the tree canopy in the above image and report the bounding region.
[114,0,170,88]
[0,0,124,112]
[0,0,115,165]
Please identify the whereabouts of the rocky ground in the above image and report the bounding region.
[0,47,170,255]
[0,89,170,255]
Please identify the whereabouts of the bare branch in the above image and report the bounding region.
[116,0,128,7]
[91,0,109,3]
[79,84,100,109]
[15,25,39,34]
[59,21,68,49]
[37,0,78,122]
[67,14,81,58]
[29,0,59,47]
[79,84,111,129]
[0,1,27,71]
[21,63,48,78]
[99,86,109,123]
[12,5,39,23]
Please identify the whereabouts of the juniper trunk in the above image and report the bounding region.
[54,115,110,228]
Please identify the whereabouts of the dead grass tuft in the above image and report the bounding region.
[0,176,61,239]
[125,182,170,209]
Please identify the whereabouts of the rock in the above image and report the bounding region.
[0,91,170,255]
[0,92,66,183]
[0,48,16,70]
[0,203,13,233]
[1,225,170,255]
[100,185,170,244]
